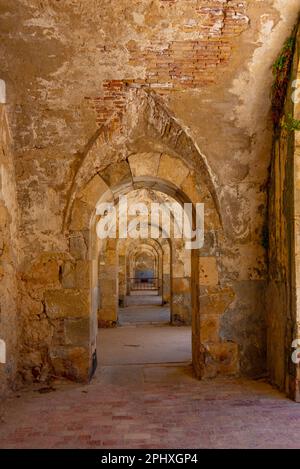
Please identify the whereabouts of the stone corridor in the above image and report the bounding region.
[1,0,300,452]
[0,367,299,449]
[1,312,300,449]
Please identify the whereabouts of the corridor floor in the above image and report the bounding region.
[0,305,300,449]
[1,367,300,448]
[118,304,170,325]
[99,325,192,365]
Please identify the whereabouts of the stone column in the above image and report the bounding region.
[162,241,171,304]
[118,253,127,307]
[98,239,118,327]
[171,239,192,325]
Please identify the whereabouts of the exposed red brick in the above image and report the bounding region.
[87,1,249,126]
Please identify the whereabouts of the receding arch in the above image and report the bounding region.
[63,89,222,231]
[44,141,231,383]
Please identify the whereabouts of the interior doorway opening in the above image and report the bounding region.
[63,143,223,383]
[96,187,193,367]
[118,239,170,326]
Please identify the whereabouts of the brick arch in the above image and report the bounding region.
[119,237,165,292]
[118,233,178,316]
[63,88,221,231]
[98,237,165,326]
[58,167,202,380]
[45,144,233,382]
[47,119,232,382]
[68,153,221,235]
[125,238,163,264]
[125,239,164,297]
[83,171,196,329]
[266,24,300,401]
[127,242,161,286]
[119,233,192,325]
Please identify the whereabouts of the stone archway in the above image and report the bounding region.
[44,92,229,383]
[63,88,221,230]
[97,236,165,327]
[95,189,187,327]
[74,170,201,380]
[45,161,220,381]
[267,26,300,401]
[123,239,163,300]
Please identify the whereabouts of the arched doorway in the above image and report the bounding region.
[92,176,196,368]
[60,165,216,380]
[45,91,225,383]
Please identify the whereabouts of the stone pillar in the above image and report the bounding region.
[157,251,163,297]
[44,231,92,383]
[0,79,6,104]
[171,239,192,325]
[162,242,171,304]
[118,253,127,307]
[98,239,118,327]
[198,255,237,379]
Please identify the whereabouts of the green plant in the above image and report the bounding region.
[272,37,295,73]
[283,113,300,131]
[271,35,296,130]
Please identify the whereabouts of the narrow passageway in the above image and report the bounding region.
[118,304,170,325]
[118,295,169,325]
[99,296,191,367]
[99,324,191,366]
[2,1,300,455]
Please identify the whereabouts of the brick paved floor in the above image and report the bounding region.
[0,363,300,449]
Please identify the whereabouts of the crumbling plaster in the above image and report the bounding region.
[0,0,299,390]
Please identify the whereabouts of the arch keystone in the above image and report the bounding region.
[128,152,161,178]
[78,174,110,208]
[101,161,132,189]
[158,153,190,187]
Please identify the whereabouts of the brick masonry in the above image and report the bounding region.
[1,0,300,399]
[85,1,249,125]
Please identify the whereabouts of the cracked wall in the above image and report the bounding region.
[0,104,19,397]
[0,1,300,393]
[267,22,300,401]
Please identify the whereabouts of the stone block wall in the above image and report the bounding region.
[0,1,299,394]
[0,104,19,397]
[267,24,300,400]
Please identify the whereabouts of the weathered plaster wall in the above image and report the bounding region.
[267,23,300,400]
[293,34,300,401]
[0,103,19,397]
[0,1,300,387]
